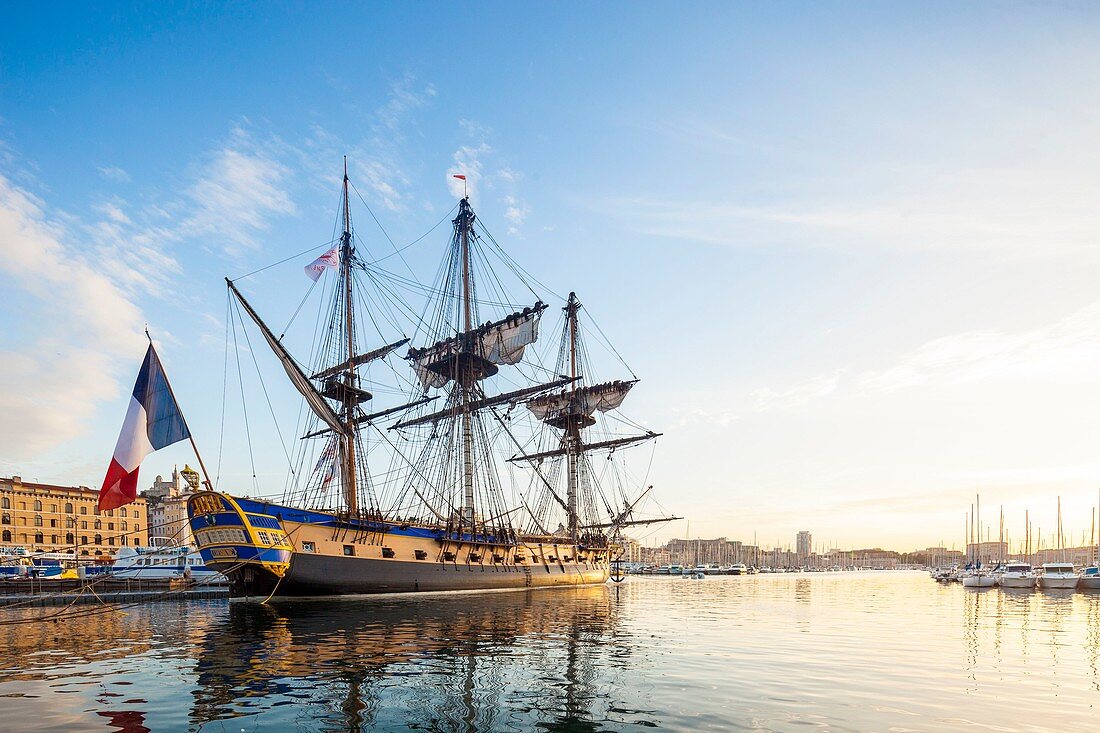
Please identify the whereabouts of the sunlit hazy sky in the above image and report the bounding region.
[4,3,1100,551]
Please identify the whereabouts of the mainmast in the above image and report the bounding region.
[341,158,358,514]
[458,197,476,529]
[565,292,581,541]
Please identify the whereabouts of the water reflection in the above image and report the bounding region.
[4,575,1100,731]
[190,586,638,731]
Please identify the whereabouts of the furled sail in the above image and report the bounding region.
[407,302,547,390]
[227,279,348,437]
[526,380,636,425]
[310,337,410,381]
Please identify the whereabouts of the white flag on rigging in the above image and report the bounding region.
[304,246,340,281]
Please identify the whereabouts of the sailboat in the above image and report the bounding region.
[961,495,994,588]
[186,163,675,601]
[1080,489,1100,590]
[1039,496,1077,589]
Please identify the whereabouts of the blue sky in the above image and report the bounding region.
[4,3,1100,551]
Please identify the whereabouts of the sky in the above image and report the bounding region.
[3,2,1100,552]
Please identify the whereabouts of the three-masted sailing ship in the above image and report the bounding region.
[187,164,673,600]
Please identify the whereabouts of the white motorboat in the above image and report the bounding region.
[960,568,995,588]
[1079,566,1100,590]
[110,544,225,582]
[1039,562,1078,590]
[998,561,1037,589]
[728,562,748,576]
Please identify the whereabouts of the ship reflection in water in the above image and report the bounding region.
[2,574,1100,731]
[189,586,636,731]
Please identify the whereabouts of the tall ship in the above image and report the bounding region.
[188,164,674,600]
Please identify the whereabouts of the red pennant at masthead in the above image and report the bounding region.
[99,345,191,511]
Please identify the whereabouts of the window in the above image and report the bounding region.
[66,518,75,528]
[381,547,396,558]
[414,549,428,560]
[33,515,42,527]
[0,514,8,525]
[81,536,88,546]
[34,532,43,544]
[49,504,57,513]
[50,535,57,544]
[94,534,102,545]
[80,521,87,530]
[108,523,114,531]
[94,507,100,516]
[108,537,115,546]
[121,521,128,531]
[121,536,127,546]
[343,544,355,556]
[134,524,140,532]
[64,502,73,513]
[105,510,113,517]
[94,520,101,530]
[121,508,127,517]
[0,497,8,509]
[301,541,316,553]
[65,533,74,545]
[49,519,57,528]
[1,530,10,542]
[33,500,42,511]
[80,506,87,515]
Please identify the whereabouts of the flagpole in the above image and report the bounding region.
[145,329,214,491]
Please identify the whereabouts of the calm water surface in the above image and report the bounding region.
[1,572,1098,732]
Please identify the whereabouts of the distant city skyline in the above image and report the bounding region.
[5,5,1100,548]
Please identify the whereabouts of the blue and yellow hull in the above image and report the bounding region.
[187,491,611,602]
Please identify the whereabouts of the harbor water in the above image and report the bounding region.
[1,571,1098,731]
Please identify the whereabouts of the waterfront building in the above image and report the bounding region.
[965,540,1009,565]
[141,466,199,547]
[796,530,812,561]
[0,475,148,557]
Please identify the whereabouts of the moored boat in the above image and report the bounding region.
[188,164,677,601]
[1039,562,1078,589]
[998,561,1037,589]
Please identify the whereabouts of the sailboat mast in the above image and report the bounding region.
[459,197,476,530]
[565,292,580,541]
[341,158,359,514]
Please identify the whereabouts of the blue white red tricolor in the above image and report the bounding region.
[99,345,191,511]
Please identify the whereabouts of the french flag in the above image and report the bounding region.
[99,345,192,511]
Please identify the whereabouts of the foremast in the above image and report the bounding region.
[227,159,403,516]
[339,159,360,514]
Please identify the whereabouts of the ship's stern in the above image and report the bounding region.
[187,491,293,600]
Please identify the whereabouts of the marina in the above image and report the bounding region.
[6,4,1100,731]
[2,572,1100,731]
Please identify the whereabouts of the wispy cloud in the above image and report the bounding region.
[502,194,530,236]
[97,165,131,183]
[448,142,490,200]
[0,173,146,457]
[861,303,1100,392]
[181,129,295,254]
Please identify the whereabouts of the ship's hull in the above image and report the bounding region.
[225,551,609,601]
[999,575,1036,588]
[1038,575,1079,589]
[188,491,613,602]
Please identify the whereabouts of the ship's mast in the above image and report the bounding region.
[459,197,476,529]
[341,158,359,514]
[565,292,581,541]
